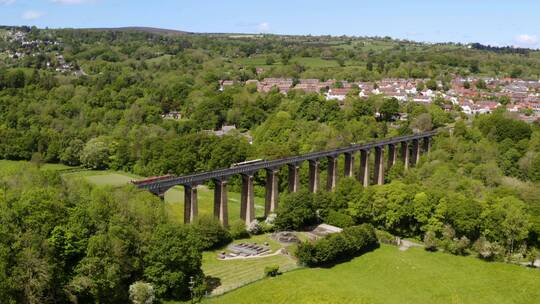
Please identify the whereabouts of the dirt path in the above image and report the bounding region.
[397,239,424,251]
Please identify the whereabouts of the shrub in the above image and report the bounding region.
[192,215,232,250]
[229,219,249,239]
[129,281,155,304]
[526,247,540,267]
[424,231,438,252]
[296,224,378,267]
[473,236,504,261]
[324,210,355,228]
[247,219,263,235]
[264,213,277,225]
[264,265,280,277]
[375,230,398,245]
[259,221,275,233]
[453,236,470,256]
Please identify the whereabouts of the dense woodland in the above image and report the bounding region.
[1,27,540,303]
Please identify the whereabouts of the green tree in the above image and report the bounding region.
[144,224,203,300]
[80,138,110,169]
[379,98,400,121]
[274,190,317,231]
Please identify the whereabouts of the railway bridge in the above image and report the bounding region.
[133,131,437,226]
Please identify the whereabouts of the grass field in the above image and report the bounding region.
[62,169,140,186]
[205,245,540,304]
[0,160,72,173]
[62,169,266,223]
[202,234,299,295]
[234,56,359,68]
[164,186,266,224]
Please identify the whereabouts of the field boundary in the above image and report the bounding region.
[206,261,303,298]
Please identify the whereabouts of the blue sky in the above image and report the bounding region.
[1,0,540,48]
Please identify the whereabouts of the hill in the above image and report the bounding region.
[76,26,190,35]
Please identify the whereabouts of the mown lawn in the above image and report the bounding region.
[63,169,140,187]
[0,160,72,172]
[164,186,266,224]
[202,234,299,295]
[205,245,540,304]
[235,56,346,68]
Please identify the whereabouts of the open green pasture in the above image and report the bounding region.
[206,245,540,304]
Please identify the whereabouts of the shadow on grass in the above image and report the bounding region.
[315,243,381,269]
[205,275,222,293]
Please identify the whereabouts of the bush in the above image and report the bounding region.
[375,230,398,245]
[264,265,280,277]
[264,213,277,225]
[247,219,263,235]
[192,215,232,250]
[296,224,378,267]
[452,236,470,256]
[424,231,438,252]
[229,219,249,239]
[473,236,504,261]
[324,210,355,228]
[129,281,155,304]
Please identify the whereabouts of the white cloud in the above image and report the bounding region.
[51,0,92,4]
[514,34,538,46]
[0,0,16,5]
[21,10,45,20]
[257,22,270,33]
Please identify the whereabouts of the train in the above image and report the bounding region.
[230,159,264,168]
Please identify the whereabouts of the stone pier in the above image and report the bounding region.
[213,179,228,227]
[240,173,255,225]
[287,163,300,193]
[326,156,338,191]
[423,137,431,154]
[387,144,397,170]
[265,168,279,215]
[401,141,410,170]
[359,150,370,187]
[184,184,198,224]
[373,146,385,185]
[411,139,420,166]
[308,159,320,193]
[344,152,355,177]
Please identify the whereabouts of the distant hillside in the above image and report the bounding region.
[78,26,191,36]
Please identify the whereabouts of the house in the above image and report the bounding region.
[219,80,235,91]
[161,111,182,120]
[413,96,432,105]
[326,88,352,101]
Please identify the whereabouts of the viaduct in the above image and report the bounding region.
[133,131,436,226]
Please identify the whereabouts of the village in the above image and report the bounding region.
[0,28,84,75]
[220,76,540,122]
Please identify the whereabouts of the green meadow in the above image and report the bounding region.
[205,245,540,304]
